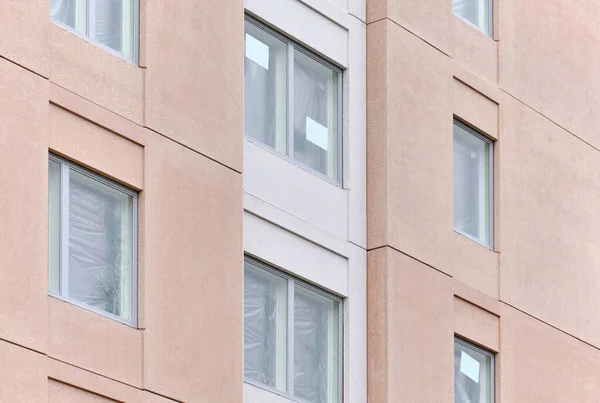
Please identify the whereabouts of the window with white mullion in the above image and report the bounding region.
[48,154,137,326]
[244,256,342,403]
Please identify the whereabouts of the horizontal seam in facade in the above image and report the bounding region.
[146,127,242,175]
[48,356,150,393]
[501,89,600,154]
[348,12,367,25]
[366,244,453,278]
[499,301,600,353]
[383,17,450,57]
[0,336,45,356]
[0,55,48,79]
[142,388,184,403]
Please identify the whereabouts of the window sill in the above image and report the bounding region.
[244,380,331,403]
[453,229,494,251]
[50,19,138,65]
[48,292,137,328]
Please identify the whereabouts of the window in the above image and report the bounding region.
[453,120,493,247]
[244,17,342,184]
[48,155,137,325]
[50,0,138,62]
[453,0,492,35]
[244,257,342,403]
[454,338,494,403]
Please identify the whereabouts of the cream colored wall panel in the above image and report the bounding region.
[499,0,600,148]
[0,340,46,402]
[454,297,499,352]
[49,105,144,190]
[48,297,143,388]
[145,0,243,171]
[49,24,144,124]
[501,305,600,402]
[0,0,48,76]
[0,58,49,353]
[500,97,600,348]
[48,380,119,403]
[143,134,242,402]
[453,78,499,140]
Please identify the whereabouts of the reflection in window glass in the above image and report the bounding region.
[453,122,493,247]
[243,257,342,403]
[243,262,288,391]
[454,339,494,403]
[293,51,339,181]
[50,0,137,61]
[453,0,491,35]
[294,286,339,403]
[243,18,342,183]
[48,155,137,324]
[244,21,288,154]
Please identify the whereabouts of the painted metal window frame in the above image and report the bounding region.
[244,14,344,186]
[48,153,139,327]
[454,337,495,403]
[50,0,140,64]
[453,119,494,249]
[243,255,344,403]
[453,0,494,37]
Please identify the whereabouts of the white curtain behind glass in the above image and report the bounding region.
[294,287,339,403]
[244,264,287,391]
[68,170,133,321]
[454,343,492,403]
[293,51,339,181]
[95,0,134,60]
[51,0,87,34]
[453,0,490,33]
[243,24,287,154]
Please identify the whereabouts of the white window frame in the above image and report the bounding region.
[454,337,495,403]
[453,0,493,37]
[48,154,138,327]
[453,119,494,249]
[50,0,140,64]
[243,255,343,403]
[244,15,344,186]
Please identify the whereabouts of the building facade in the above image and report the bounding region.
[0,0,598,402]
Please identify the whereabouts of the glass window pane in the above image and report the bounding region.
[244,261,288,392]
[48,160,62,294]
[95,0,135,60]
[453,0,491,35]
[294,286,339,403]
[453,123,492,246]
[68,169,134,321]
[51,0,87,35]
[454,340,493,403]
[293,50,340,182]
[244,21,288,154]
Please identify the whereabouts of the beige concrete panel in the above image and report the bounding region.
[0,1,48,76]
[454,297,499,352]
[143,134,242,402]
[244,212,349,296]
[453,278,501,317]
[368,247,454,403]
[48,358,142,402]
[0,58,48,353]
[452,17,497,85]
[49,104,144,190]
[48,297,143,387]
[374,20,454,271]
[366,20,388,250]
[49,380,120,403]
[499,0,600,147]
[501,305,600,402]
[500,98,600,347]
[453,78,499,140]
[0,340,46,402]
[49,24,144,124]
[50,83,147,147]
[446,232,499,298]
[145,0,243,172]
[367,0,453,55]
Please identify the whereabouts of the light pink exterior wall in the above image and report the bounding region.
[368,0,600,401]
[0,0,243,401]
